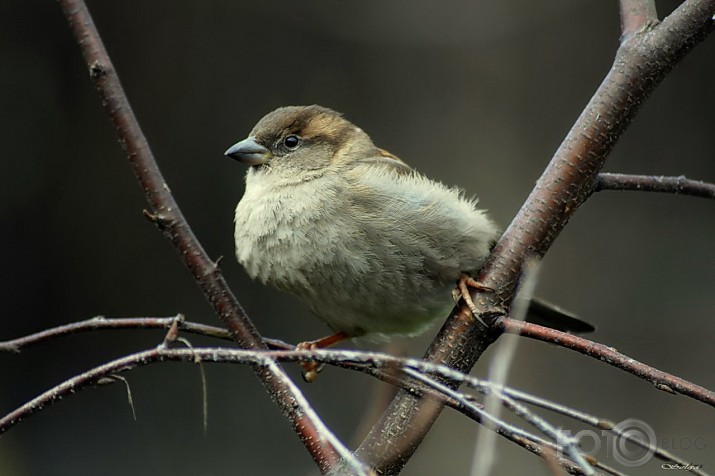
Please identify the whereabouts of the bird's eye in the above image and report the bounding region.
[283,135,301,150]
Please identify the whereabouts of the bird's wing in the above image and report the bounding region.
[354,147,415,175]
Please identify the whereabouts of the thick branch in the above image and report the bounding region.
[355,2,715,473]
[57,0,341,471]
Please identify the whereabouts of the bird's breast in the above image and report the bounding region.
[234,174,352,293]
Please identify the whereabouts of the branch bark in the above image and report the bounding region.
[354,2,715,473]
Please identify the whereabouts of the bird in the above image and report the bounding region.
[225,105,593,380]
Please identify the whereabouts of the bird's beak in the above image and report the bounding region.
[224,137,271,166]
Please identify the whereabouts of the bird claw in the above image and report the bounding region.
[455,274,495,326]
[295,332,349,383]
[296,341,323,382]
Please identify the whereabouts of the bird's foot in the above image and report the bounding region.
[296,332,349,383]
[455,274,494,326]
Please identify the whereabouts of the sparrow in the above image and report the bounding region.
[225,105,593,380]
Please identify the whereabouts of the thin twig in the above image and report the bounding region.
[499,318,715,408]
[5,346,703,474]
[0,346,372,476]
[56,0,342,471]
[259,358,372,476]
[595,173,715,199]
[502,388,709,476]
[0,314,292,352]
[7,314,712,411]
[0,346,591,474]
[96,375,136,420]
[173,337,209,435]
[0,316,224,352]
[3,317,567,468]
[404,368,596,476]
[503,388,708,474]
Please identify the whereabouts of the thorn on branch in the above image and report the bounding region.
[198,256,224,280]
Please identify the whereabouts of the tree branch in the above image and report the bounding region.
[595,173,715,199]
[0,315,223,351]
[500,318,715,407]
[0,315,297,353]
[4,346,704,475]
[56,0,343,471]
[354,2,715,473]
[0,347,371,476]
[7,314,711,409]
[619,0,658,39]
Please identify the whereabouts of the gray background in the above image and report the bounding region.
[1,1,713,475]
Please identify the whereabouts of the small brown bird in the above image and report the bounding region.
[225,105,592,380]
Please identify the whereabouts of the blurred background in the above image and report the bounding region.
[1,1,713,475]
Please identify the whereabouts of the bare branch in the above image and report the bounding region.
[0,315,296,353]
[619,0,658,39]
[0,346,372,476]
[355,2,715,472]
[56,0,342,470]
[500,318,715,408]
[0,316,219,351]
[8,313,712,414]
[5,346,703,475]
[595,173,715,199]
[403,368,596,476]
[0,347,593,475]
[503,388,710,476]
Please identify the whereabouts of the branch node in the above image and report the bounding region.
[142,209,169,229]
[655,382,677,395]
[619,0,659,40]
[598,419,616,430]
[158,317,181,349]
[88,60,107,79]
